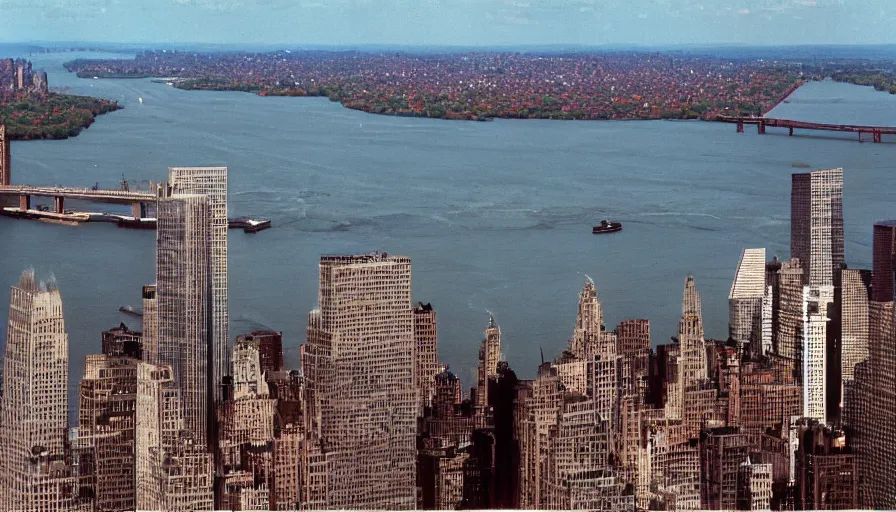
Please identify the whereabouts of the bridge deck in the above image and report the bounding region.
[718,116,896,134]
[0,185,155,203]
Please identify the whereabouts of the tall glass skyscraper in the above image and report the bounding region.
[791,168,844,288]
[168,167,229,402]
[155,191,212,446]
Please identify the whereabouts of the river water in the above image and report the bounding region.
[2,51,896,413]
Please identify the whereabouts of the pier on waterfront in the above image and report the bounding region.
[0,185,270,232]
[0,184,156,216]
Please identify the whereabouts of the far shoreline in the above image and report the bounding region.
[119,76,768,124]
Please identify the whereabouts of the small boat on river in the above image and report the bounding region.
[593,220,622,234]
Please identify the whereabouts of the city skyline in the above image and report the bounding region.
[0,151,893,510]
[1,0,896,47]
[3,0,896,499]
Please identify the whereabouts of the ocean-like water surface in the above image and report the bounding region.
[3,51,896,417]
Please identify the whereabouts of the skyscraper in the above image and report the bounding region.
[168,167,229,401]
[794,420,858,510]
[414,302,439,408]
[729,248,767,354]
[0,124,10,186]
[775,258,804,365]
[301,252,416,509]
[791,168,844,288]
[78,355,138,512]
[841,269,871,384]
[570,276,603,359]
[218,338,277,509]
[101,322,142,358]
[141,284,158,362]
[700,427,752,510]
[155,192,212,446]
[0,270,85,510]
[802,285,833,421]
[852,224,896,508]
[872,220,896,302]
[679,275,708,391]
[135,362,214,511]
[231,335,268,401]
[476,313,501,409]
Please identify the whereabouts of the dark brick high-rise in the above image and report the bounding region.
[872,221,896,302]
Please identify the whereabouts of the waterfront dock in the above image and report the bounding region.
[0,206,271,233]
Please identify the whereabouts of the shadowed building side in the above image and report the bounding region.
[872,221,896,302]
[414,303,439,410]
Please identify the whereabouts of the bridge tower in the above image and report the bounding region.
[0,124,10,186]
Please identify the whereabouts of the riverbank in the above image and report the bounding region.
[832,71,896,96]
[761,81,805,116]
[0,93,123,140]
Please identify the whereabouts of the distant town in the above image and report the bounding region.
[66,50,811,121]
[0,47,893,138]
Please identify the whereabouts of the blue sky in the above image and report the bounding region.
[0,0,892,46]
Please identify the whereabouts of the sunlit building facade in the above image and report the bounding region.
[791,168,844,288]
[301,253,417,509]
[168,166,229,402]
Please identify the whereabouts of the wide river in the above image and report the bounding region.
[3,51,896,416]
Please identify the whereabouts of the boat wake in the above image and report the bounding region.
[635,212,723,220]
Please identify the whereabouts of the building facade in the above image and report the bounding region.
[871,221,896,302]
[476,314,502,410]
[301,253,417,509]
[0,270,88,511]
[802,285,833,421]
[414,302,439,409]
[841,269,871,385]
[168,167,229,402]
[729,248,768,355]
[791,168,844,288]
[679,275,708,394]
[78,355,139,512]
[135,362,214,511]
[737,458,773,511]
[155,192,212,446]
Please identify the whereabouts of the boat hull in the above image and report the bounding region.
[592,224,622,234]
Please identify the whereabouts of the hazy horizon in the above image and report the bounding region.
[0,0,893,48]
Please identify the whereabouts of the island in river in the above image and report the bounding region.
[65,50,813,122]
[1,57,122,140]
